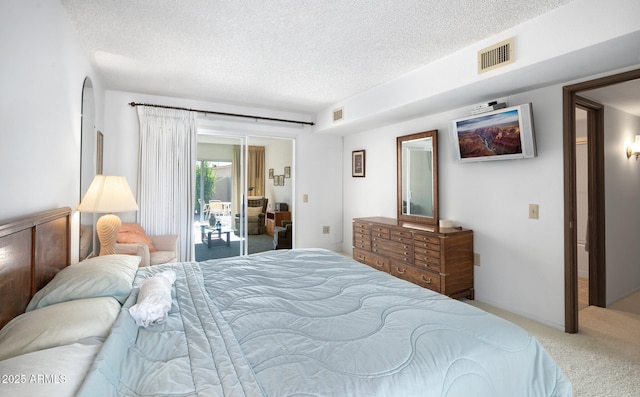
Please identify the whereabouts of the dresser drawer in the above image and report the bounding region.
[353,221,371,235]
[352,248,369,264]
[390,263,441,293]
[353,248,390,273]
[390,228,413,244]
[353,238,371,251]
[371,226,390,239]
[414,233,440,245]
[353,230,371,249]
[414,238,440,251]
[372,238,412,263]
[365,252,390,273]
[414,248,441,271]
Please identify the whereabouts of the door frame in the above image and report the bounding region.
[563,68,640,333]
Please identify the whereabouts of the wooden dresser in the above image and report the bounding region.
[352,217,474,299]
[266,210,291,236]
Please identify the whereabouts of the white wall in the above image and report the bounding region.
[0,0,104,263]
[602,106,640,304]
[103,90,343,251]
[344,86,567,328]
[334,0,640,331]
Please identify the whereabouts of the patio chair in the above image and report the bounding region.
[198,198,210,221]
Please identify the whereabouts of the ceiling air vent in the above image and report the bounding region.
[332,107,344,123]
[478,38,514,73]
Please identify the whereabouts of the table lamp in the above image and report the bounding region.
[77,175,139,256]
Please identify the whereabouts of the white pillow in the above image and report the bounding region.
[0,337,102,397]
[0,297,120,361]
[247,206,263,217]
[26,254,140,311]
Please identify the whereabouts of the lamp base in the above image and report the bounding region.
[97,214,122,256]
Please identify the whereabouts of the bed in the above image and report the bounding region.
[0,208,572,396]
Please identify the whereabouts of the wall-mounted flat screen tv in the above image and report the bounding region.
[450,103,536,162]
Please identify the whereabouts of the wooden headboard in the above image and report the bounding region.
[0,207,71,328]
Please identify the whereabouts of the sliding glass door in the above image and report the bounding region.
[194,132,295,260]
[194,135,247,260]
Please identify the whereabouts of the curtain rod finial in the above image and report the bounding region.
[128,102,137,107]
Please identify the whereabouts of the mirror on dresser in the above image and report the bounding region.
[396,130,438,226]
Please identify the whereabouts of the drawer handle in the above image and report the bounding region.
[396,267,405,274]
[358,255,365,260]
[375,261,384,267]
[377,233,383,237]
[422,276,432,284]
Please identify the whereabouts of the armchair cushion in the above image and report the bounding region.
[115,223,178,267]
[246,206,263,217]
[150,235,179,253]
[234,197,268,235]
[117,223,156,252]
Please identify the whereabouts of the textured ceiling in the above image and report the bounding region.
[61,0,575,114]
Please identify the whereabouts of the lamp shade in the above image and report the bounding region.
[77,175,138,213]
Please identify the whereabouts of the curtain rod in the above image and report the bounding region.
[128,102,315,126]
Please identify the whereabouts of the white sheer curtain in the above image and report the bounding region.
[136,106,197,262]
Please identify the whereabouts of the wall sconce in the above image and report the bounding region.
[626,135,640,160]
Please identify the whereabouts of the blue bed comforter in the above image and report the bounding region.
[79,248,572,396]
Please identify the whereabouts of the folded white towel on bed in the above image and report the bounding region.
[128,269,176,327]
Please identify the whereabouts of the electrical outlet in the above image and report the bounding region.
[474,253,481,266]
[322,226,330,234]
[529,204,539,219]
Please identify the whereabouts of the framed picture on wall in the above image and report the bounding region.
[269,168,274,179]
[284,166,290,178]
[352,150,365,177]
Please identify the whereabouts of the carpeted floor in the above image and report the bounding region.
[467,300,640,397]
[609,290,640,316]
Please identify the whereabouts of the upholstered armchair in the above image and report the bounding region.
[234,197,268,235]
[114,222,179,267]
[273,220,292,250]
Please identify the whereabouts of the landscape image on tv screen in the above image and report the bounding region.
[456,109,522,158]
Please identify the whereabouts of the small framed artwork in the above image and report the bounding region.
[279,175,285,186]
[269,168,274,179]
[284,166,291,178]
[352,150,365,177]
[273,175,278,186]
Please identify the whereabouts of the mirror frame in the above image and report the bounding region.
[80,77,96,260]
[396,129,439,226]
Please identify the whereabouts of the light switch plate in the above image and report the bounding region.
[529,204,539,219]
